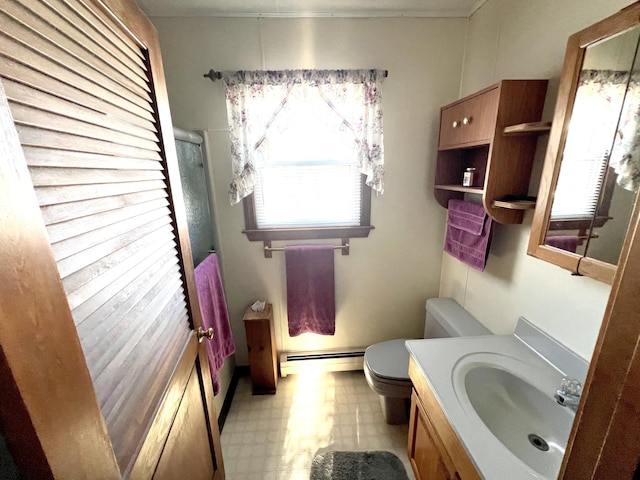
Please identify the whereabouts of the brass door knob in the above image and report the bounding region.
[197,326,214,343]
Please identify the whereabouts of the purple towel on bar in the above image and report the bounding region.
[444,199,493,271]
[545,235,579,253]
[285,245,336,337]
[194,253,235,395]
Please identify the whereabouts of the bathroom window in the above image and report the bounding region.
[221,69,385,241]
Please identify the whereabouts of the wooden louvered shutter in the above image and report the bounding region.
[0,0,215,475]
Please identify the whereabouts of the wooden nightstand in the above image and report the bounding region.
[243,303,278,394]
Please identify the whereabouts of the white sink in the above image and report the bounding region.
[406,320,587,479]
[452,352,575,479]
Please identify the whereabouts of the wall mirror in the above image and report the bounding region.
[529,2,640,284]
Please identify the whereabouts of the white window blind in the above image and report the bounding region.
[254,163,362,228]
[551,151,608,218]
[551,69,625,220]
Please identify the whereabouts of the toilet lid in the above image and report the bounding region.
[365,339,410,381]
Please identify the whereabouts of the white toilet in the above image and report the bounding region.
[363,297,491,424]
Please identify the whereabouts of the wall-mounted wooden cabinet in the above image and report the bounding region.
[434,80,549,224]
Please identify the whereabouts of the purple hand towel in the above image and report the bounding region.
[194,253,235,395]
[444,199,493,271]
[446,199,486,235]
[545,235,579,253]
[285,245,336,337]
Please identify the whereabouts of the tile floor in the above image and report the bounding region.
[220,370,415,480]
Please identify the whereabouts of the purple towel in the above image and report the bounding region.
[194,253,235,395]
[444,199,493,271]
[285,245,336,337]
[545,235,579,253]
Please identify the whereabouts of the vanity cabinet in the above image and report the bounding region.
[434,80,549,224]
[408,357,481,480]
[409,392,459,480]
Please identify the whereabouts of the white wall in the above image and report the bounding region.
[152,16,469,365]
[439,0,632,360]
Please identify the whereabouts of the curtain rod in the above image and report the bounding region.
[203,69,388,82]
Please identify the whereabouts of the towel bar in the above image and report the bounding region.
[262,239,349,258]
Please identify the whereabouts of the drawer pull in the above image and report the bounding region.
[463,116,472,125]
[452,120,459,128]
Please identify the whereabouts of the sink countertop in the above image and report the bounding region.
[405,334,570,480]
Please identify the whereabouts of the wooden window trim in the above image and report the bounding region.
[242,174,374,241]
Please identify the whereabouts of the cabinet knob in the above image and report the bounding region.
[463,116,472,125]
[196,326,214,343]
[452,120,459,128]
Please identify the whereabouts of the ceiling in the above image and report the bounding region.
[137,0,487,18]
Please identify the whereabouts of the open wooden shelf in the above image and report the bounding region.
[503,121,552,135]
[492,199,536,210]
[434,184,484,194]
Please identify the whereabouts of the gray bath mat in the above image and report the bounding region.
[310,450,409,480]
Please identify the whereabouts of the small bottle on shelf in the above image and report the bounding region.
[463,167,476,187]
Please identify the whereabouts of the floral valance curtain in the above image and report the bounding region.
[222,69,385,205]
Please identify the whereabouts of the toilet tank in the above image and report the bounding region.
[424,298,491,339]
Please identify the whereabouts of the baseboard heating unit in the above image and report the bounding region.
[279,347,366,377]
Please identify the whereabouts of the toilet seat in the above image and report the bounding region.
[364,338,411,382]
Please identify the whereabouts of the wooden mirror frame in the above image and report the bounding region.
[528,2,640,284]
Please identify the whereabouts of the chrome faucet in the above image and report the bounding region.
[554,377,582,411]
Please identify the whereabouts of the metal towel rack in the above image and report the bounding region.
[262,239,349,258]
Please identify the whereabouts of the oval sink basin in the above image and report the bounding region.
[453,354,575,478]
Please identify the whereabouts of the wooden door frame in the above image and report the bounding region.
[561,178,640,477]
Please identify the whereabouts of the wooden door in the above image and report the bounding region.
[0,0,224,478]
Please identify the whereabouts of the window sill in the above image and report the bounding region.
[549,216,611,231]
[244,225,374,241]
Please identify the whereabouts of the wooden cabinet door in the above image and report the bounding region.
[439,87,499,150]
[408,392,457,480]
[0,0,224,478]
